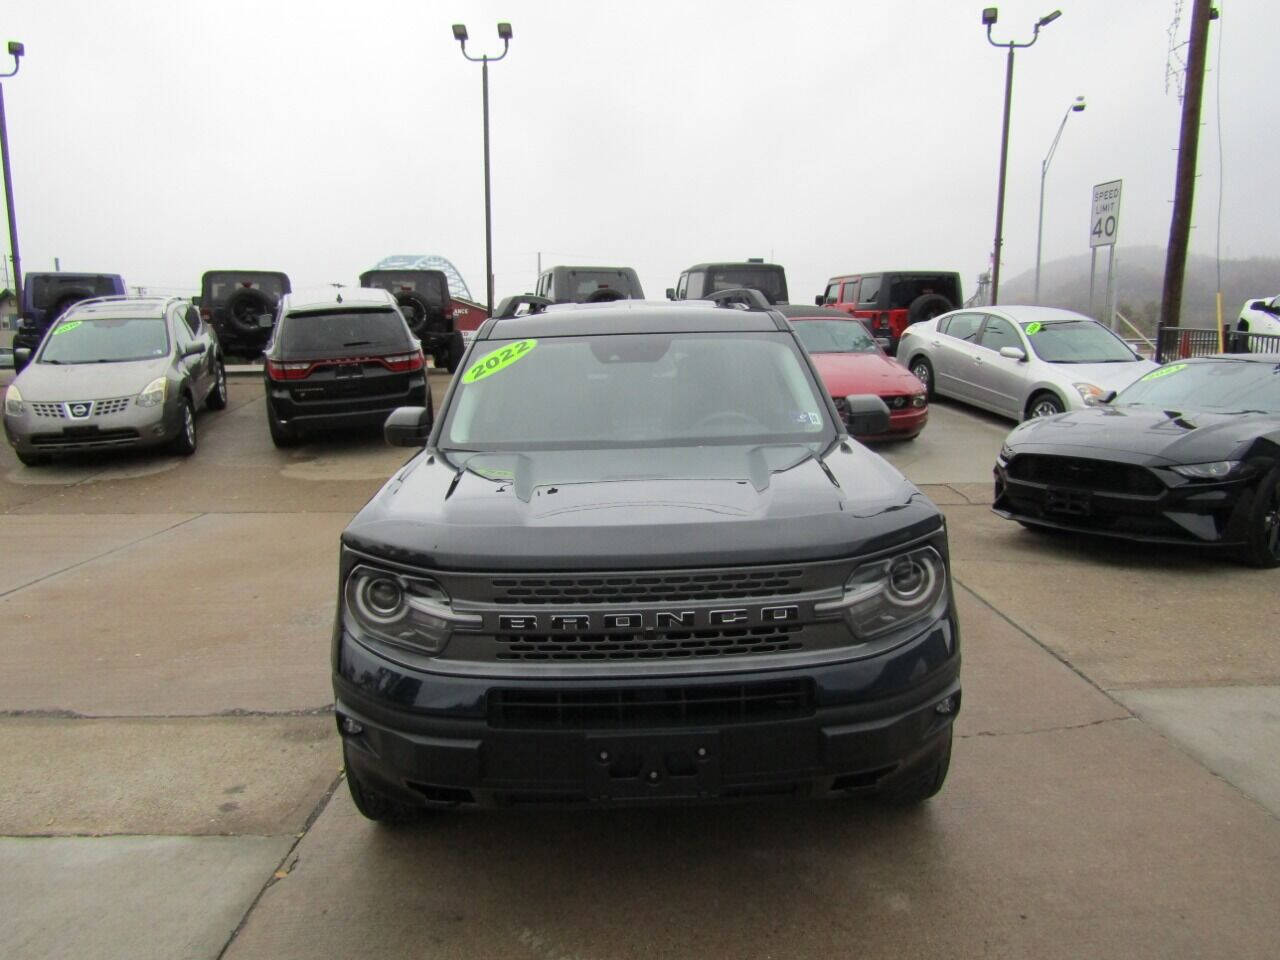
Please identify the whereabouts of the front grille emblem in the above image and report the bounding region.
[65,402,92,419]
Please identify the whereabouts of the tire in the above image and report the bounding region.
[225,287,277,337]
[15,448,50,467]
[344,745,422,824]
[909,356,935,399]
[906,293,954,328]
[874,727,952,806]
[440,332,465,374]
[1242,467,1280,568]
[267,408,298,448]
[396,292,446,338]
[1026,392,1065,420]
[585,287,626,303]
[205,360,228,410]
[171,397,197,456]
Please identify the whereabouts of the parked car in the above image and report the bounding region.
[993,354,1280,567]
[817,271,961,354]
[198,270,291,359]
[11,272,127,373]
[899,306,1157,421]
[534,265,645,304]
[333,296,958,821]
[668,260,789,305]
[261,287,430,447]
[780,305,927,441]
[1236,294,1280,336]
[3,296,225,466]
[359,268,463,373]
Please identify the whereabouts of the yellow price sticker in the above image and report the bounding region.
[52,321,82,336]
[1141,363,1187,381]
[1024,322,1043,335]
[462,339,537,384]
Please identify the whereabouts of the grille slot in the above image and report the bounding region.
[489,569,805,605]
[93,397,132,416]
[488,678,816,729]
[495,624,804,662]
[31,402,67,419]
[1007,454,1163,496]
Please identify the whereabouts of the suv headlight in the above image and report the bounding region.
[816,545,948,641]
[1170,460,1241,480]
[137,377,167,407]
[3,384,22,416]
[343,564,481,655]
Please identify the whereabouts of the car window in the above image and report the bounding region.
[792,319,878,354]
[941,312,983,342]
[38,317,170,364]
[675,274,688,299]
[978,316,1020,352]
[824,282,840,304]
[857,275,880,308]
[280,309,411,355]
[841,280,859,304]
[183,306,202,336]
[173,313,195,352]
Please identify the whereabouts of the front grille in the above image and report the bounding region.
[31,402,67,419]
[489,569,805,605]
[93,397,132,416]
[488,678,816,729]
[28,397,132,419]
[495,624,804,661]
[1006,454,1164,496]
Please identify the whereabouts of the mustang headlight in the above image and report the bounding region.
[3,384,22,416]
[816,546,948,641]
[137,377,167,407]
[343,564,480,654]
[1073,382,1108,405]
[1170,460,1241,480]
[999,442,1014,463]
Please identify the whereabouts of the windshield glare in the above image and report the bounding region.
[1022,319,1136,363]
[1117,359,1280,413]
[443,332,831,450]
[792,319,878,354]
[38,318,170,364]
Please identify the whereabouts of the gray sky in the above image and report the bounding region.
[2,0,1276,304]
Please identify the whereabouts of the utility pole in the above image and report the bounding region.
[1158,0,1217,349]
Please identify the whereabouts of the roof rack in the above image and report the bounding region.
[702,288,774,311]
[68,294,189,309]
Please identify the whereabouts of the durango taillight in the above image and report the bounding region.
[266,359,312,380]
[382,351,424,373]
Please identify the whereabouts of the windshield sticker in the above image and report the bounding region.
[1142,363,1187,381]
[1024,321,1043,335]
[793,411,821,426]
[471,466,514,480]
[51,321,82,336]
[462,338,537,384]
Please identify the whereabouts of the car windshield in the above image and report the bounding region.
[1021,319,1136,363]
[38,317,170,364]
[791,319,879,354]
[361,272,449,306]
[706,268,787,304]
[442,331,832,451]
[1116,358,1280,413]
[281,309,411,355]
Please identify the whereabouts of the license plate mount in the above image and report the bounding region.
[586,730,721,800]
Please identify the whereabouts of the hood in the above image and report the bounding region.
[1006,403,1280,464]
[342,443,942,571]
[16,357,171,401]
[1042,359,1157,393]
[809,352,924,397]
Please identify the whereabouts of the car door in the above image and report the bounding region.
[930,312,985,402]
[171,309,208,403]
[971,314,1028,418]
[852,275,891,338]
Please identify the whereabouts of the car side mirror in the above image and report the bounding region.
[665,288,676,300]
[14,347,32,365]
[191,295,202,307]
[998,346,1027,362]
[384,405,433,447]
[1100,390,1117,404]
[815,295,825,306]
[842,394,891,436]
[182,343,204,358]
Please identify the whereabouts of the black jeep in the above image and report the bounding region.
[198,270,291,359]
[359,269,463,373]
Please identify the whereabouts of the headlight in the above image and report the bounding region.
[3,384,22,416]
[816,546,948,641]
[910,394,927,408]
[1170,460,1240,480]
[1073,382,1108,405]
[137,377,167,407]
[343,564,481,654]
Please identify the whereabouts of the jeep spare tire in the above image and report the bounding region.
[395,292,445,337]
[585,287,626,303]
[226,287,278,336]
[906,293,954,327]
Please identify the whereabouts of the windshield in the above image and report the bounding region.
[280,309,411,355]
[1022,319,1137,363]
[1116,359,1280,413]
[791,319,879,354]
[38,317,170,364]
[360,271,449,306]
[706,268,788,305]
[559,269,642,301]
[442,332,832,451]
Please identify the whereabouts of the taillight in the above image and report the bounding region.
[382,351,424,373]
[266,359,312,380]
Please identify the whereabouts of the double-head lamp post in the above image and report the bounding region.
[1034,95,1086,304]
[983,7,1061,306]
[452,22,512,318]
[1,40,25,308]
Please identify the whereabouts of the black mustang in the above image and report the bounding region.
[993,354,1280,566]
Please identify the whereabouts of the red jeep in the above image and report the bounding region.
[818,271,961,355]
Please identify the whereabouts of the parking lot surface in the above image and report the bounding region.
[2,371,1279,959]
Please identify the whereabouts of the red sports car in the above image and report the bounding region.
[781,306,928,441]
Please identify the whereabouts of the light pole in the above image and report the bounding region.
[0,41,25,309]
[452,22,512,318]
[1034,95,1085,304]
[983,7,1061,306]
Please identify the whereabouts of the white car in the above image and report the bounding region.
[1236,295,1280,336]
[897,305,1158,421]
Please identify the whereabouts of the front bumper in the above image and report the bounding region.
[333,615,960,807]
[858,406,928,442]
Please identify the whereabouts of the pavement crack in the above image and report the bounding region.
[959,716,1133,739]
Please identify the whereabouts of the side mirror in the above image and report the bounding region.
[665,287,676,300]
[815,295,825,306]
[842,394,891,436]
[998,346,1027,362]
[384,405,433,447]
[182,343,204,358]
[14,347,31,365]
[191,295,203,307]
[1100,390,1117,404]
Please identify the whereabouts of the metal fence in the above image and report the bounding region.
[1155,328,1280,362]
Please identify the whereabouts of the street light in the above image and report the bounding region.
[0,40,25,308]
[1034,95,1086,304]
[452,22,512,317]
[983,7,1061,306]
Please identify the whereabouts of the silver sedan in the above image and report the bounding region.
[896,306,1158,421]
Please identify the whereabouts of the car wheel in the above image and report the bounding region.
[1026,392,1064,419]
[267,409,298,448]
[1243,467,1280,568]
[171,397,197,455]
[874,727,952,806]
[344,745,423,825]
[909,356,935,399]
[15,449,50,467]
[206,360,228,410]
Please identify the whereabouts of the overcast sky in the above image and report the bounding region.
[2,0,1275,304]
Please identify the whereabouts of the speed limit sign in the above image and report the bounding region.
[1089,180,1122,248]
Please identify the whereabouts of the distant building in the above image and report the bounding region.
[0,289,16,352]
